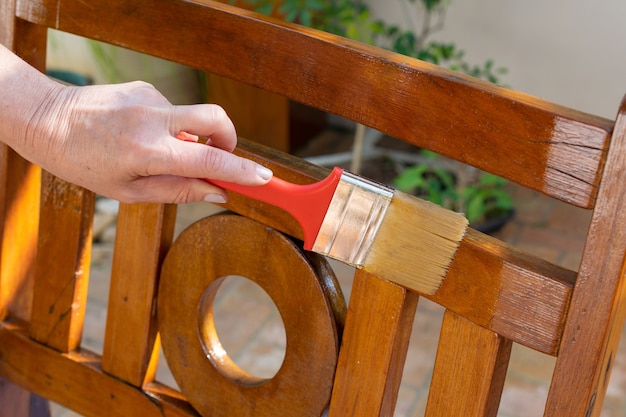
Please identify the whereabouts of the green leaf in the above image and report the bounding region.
[254,3,273,15]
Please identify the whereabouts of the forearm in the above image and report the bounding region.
[0,43,62,153]
[0,43,271,204]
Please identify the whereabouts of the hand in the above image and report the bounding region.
[17,80,273,204]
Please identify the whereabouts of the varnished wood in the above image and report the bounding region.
[101,203,176,386]
[328,270,418,417]
[3,0,626,416]
[229,139,575,355]
[0,321,199,417]
[0,18,46,322]
[425,310,512,417]
[16,0,613,208]
[543,96,626,417]
[206,74,290,151]
[29,173,95,352]
[158,214,343,417]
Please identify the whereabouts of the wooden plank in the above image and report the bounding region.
[29,173,95,352]
[545,97,626,416]
[17,0,612,208]
[425,310,512,417]
[431,228,574,355]
[0,15,46,322]
[328,270,418,417]
[0,148,40,323]
[206,74,290,152]
[102,203,176,386]
[224,140,575,355]
[0,320,199,417]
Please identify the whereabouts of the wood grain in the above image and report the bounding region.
[29,173,95,352]
[158,214,342,417]
[17,0,613,208]
[101,203,176,386]
[328,270,419,417]
[425,310,512,417]
[229,140,575,355]
[544,95,626,417]
[0,17,47,322]
[0,321,199,417]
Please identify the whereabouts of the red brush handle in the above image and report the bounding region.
[206,167,343,249]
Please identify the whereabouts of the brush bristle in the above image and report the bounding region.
[363,192,468,295]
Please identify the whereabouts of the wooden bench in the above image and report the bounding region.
[1,1,625,416]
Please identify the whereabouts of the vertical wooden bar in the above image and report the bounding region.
[207,74,290,152]
[545,97,626,417]
[0,6,51,415]
[425,310,512,417]
[328,270,419,417]
[101,203,176,387]
[0,11,45,323]
[29,174,95,352]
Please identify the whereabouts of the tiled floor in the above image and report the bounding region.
[51,135,626,417]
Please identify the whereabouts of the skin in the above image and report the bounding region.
[0,43,273,204]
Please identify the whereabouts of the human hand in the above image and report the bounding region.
[17,80,272,204]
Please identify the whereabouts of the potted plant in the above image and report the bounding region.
[234,0,513,232]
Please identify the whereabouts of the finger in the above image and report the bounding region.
[125,175,229,204]
[151,139,273,186]
[171,104,237,152]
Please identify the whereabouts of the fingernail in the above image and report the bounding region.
[256,165,273,181]
[204,193,227,204]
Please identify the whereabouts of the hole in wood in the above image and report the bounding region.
[197,275,287,384]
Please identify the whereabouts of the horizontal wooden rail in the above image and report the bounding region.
[229,140,574,355]
[18,0,613,208]
[0,321,199,417]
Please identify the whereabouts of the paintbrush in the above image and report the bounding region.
[207,167,468,295]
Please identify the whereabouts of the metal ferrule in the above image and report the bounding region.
[312,171,393,267]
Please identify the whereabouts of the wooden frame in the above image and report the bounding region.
[1,1,625,416]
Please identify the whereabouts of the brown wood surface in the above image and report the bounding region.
[425,310,512,417]
[158,214,342,417]
[0,321,199,417]
[229,140,575,355]
[4,0,626,416]
[0,17,46,323]
[544,96,626,417]
[102,202,176,387]
[29,173,95,352]
[328,270,419,417]
[206,74,290,151]
[17,0,613,208]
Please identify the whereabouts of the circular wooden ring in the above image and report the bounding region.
[158,214,340,417]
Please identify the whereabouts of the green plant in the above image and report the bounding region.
[394,163,514,225]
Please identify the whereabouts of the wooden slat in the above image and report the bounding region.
[431,228,574,355]
[102,203,176,386]
[0,148,40,323]
[224,139,575,355]
[29,173,95,352]
[0,16,46,322]
[17,0,613,208]
[207,74,290,152]
[425,310,512,417]
[544,96,626,416]
[328,270,419,417]
[0,321,199,417]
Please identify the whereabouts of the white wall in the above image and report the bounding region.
[367,0,626,119]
